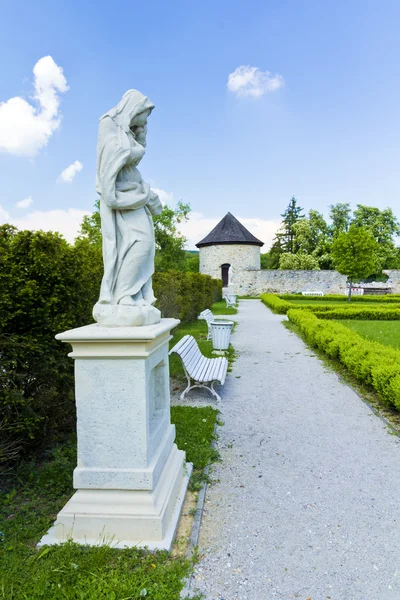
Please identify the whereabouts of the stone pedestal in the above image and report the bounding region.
[39,319,192,550]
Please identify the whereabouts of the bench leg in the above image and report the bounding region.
[180,378,221,402]
[210,381,221,401]
[180,370,192,401]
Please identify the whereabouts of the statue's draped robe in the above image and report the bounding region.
[95,107,156,306]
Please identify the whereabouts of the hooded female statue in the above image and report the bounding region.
[93,90,163,327]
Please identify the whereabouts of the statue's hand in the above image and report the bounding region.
[147,191,163,216]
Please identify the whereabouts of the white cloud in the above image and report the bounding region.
[0,56,69,157]
[151,187,174,206]
[179,211,281,251]
[227,65,284,98]
[16,196,33,209]
[59,160,83,183]
[0,205,90,243]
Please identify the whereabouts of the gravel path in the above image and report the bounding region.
[187,299,400,600]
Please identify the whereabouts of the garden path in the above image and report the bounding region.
[187,299,400,600]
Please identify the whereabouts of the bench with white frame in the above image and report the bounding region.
[301,291,324,296]
[169,334,228,401]
[198,309,214,341]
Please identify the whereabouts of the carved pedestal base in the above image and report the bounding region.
[39,319,191,550]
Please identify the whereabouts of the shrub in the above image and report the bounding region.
[314,308,400,320]
[279,293,400,303]
[287,308,400,410]
[0,228,103,461]
[154,271,222,322]
[260,294,292,314]
[0,225,221,464]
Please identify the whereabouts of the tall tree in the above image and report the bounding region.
[351,205,400,269]
[282,210,332,269]
[153,201,191,272]
[268,196,304,267]
[331,225,381,301]
[277,196,305,253]
[329,203,351,238]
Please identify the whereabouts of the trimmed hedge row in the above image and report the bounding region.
[279,293,400,303]
[260,294,292,314]
[287,309,400,411]
[261,294,400,320]
[154,271,222,323]
[314,308,400,320]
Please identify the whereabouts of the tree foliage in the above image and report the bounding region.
[279,252,320,270]
[268,197,304,267]
[352,204,400,268]
[153,201,190,272]
[329,203,351,238]
[266,199,400,273]
[332,225,381,300]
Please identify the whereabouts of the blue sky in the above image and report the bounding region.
[1,0,400,249]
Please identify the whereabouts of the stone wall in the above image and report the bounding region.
[234,269,348,296]
[199,244,260,281]
[199,243,400,295]
[384,270,400,294]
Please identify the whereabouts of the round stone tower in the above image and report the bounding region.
[196,212,264,289]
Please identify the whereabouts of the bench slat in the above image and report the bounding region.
[192,356,209,380]
[201,359,218,383]
[186,353,206,378]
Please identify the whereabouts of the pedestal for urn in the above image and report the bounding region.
[39,319,192,550]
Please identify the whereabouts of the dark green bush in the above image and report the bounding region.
[0,226,221,463]
[154,271,222,322]
[0,228,103,459]
[287,308,400,411]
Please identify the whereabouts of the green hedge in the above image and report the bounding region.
[260,294,292,314]
[287,308,400,411]
[154,271,222,322]
[0,228,103,463]
[314,308,400,320]
[279,293,400,303]
[261,294,400,319]
[0,226,221,464]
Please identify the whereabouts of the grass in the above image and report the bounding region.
[210,300,237,315]
[0,406,219,599]
[340,320,400,350]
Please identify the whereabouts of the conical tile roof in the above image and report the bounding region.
[196,212,264,248]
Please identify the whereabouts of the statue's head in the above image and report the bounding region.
[101,89,155,146]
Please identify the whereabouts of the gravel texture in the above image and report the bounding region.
[186,299,400,600]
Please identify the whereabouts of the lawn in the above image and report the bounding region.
[209,300,237,315]
[340,320,400,350]
[0,406,219,600]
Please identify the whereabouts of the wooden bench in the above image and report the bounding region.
[169,335,228,401]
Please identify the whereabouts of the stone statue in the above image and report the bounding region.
[228,265,234,286]
[93,90,163,327]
